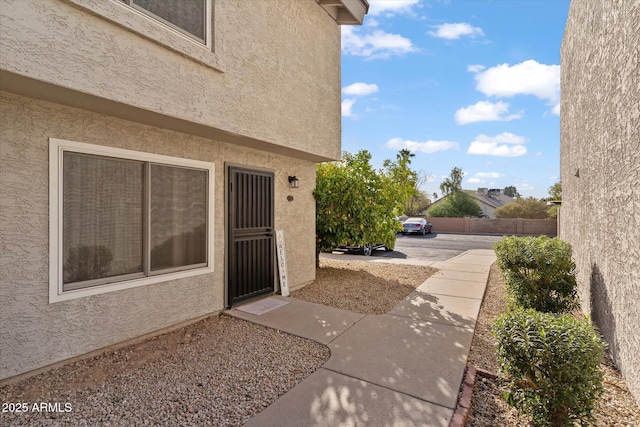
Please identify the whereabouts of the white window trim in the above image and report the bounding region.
[49,138,215,303]
[66,0,222,72]
[122,0,208,44]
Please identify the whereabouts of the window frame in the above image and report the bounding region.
[65,0,222,72]
[121,0,209,45]
[49,138,215,303]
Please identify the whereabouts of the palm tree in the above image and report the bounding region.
[398,148,415,162]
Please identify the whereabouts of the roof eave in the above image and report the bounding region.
[317,0,369,25]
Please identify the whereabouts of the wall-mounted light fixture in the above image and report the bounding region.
[288,175,299,189]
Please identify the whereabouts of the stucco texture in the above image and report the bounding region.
[0,92,317,380]
[1,0,333,381]
[560,0,640,403]
[0,0,342,161]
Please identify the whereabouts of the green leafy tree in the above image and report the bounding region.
[314,150,409,256]
[428,167,482,217]
[382,149,435,216]
[439,166,464,196]
[503,185,521,198]
[494,197,551,219]
[404,169,433,216]
[383,149,419,211]
[548,181,562,200]
[546,181,562,219]
[427,191,483,217]
[405,190,431,216]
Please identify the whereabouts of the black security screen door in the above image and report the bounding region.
[227,167,275,307]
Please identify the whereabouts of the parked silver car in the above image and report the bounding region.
[402,218,432,235]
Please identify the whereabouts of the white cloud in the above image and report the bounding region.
[342,83,378,118]
[366,17,380,27]
[467,64,486,73]
[467,142,526,157]
[477,132,526,144]
[429,23,484,40]
[342,26,417,59]
[466,133,528,157]
[472,60,560,104]
[475,172,503,179]
[454,101,522,125]
[386,137,459,154]
[519,183,535,192]
[467,171,503,184]
[368,0,420,16]
[552,103,560,115]
[342,82,379,96]
[342,98,357,118]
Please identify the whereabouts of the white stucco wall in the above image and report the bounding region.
[560,0,640,404]
[0,0,342,161]
[0,91,317,380]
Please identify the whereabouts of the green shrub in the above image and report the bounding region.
[427,191,483,218]
[315,150,404,253]
[493,308,606,427]
[494,236,579,313]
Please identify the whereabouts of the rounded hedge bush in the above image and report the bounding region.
[494,236,579,313]
[493,308,606,427]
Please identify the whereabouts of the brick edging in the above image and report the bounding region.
[449,365,498,427]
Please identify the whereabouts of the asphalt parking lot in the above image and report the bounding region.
[326,233,503,264]
[387,232,502,262]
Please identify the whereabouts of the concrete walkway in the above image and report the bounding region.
[226,249,496,427]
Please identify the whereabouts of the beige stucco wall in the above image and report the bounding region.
[0,0,335,381]
[0,91,317,380]
[0,0,342,161]
[560,0,640,403]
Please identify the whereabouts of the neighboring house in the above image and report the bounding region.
[561,0,639,404]
[0,0,368,382]
[467,188,515,218]
[428,188,514,218]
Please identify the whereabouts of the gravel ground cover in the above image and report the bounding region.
[0,317,329,426]
[3,258,636,426]
[0,258,433,427]
[292,258,438,314]
[466,263,640,426]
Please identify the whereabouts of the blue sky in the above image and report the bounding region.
[341,0,571,199]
